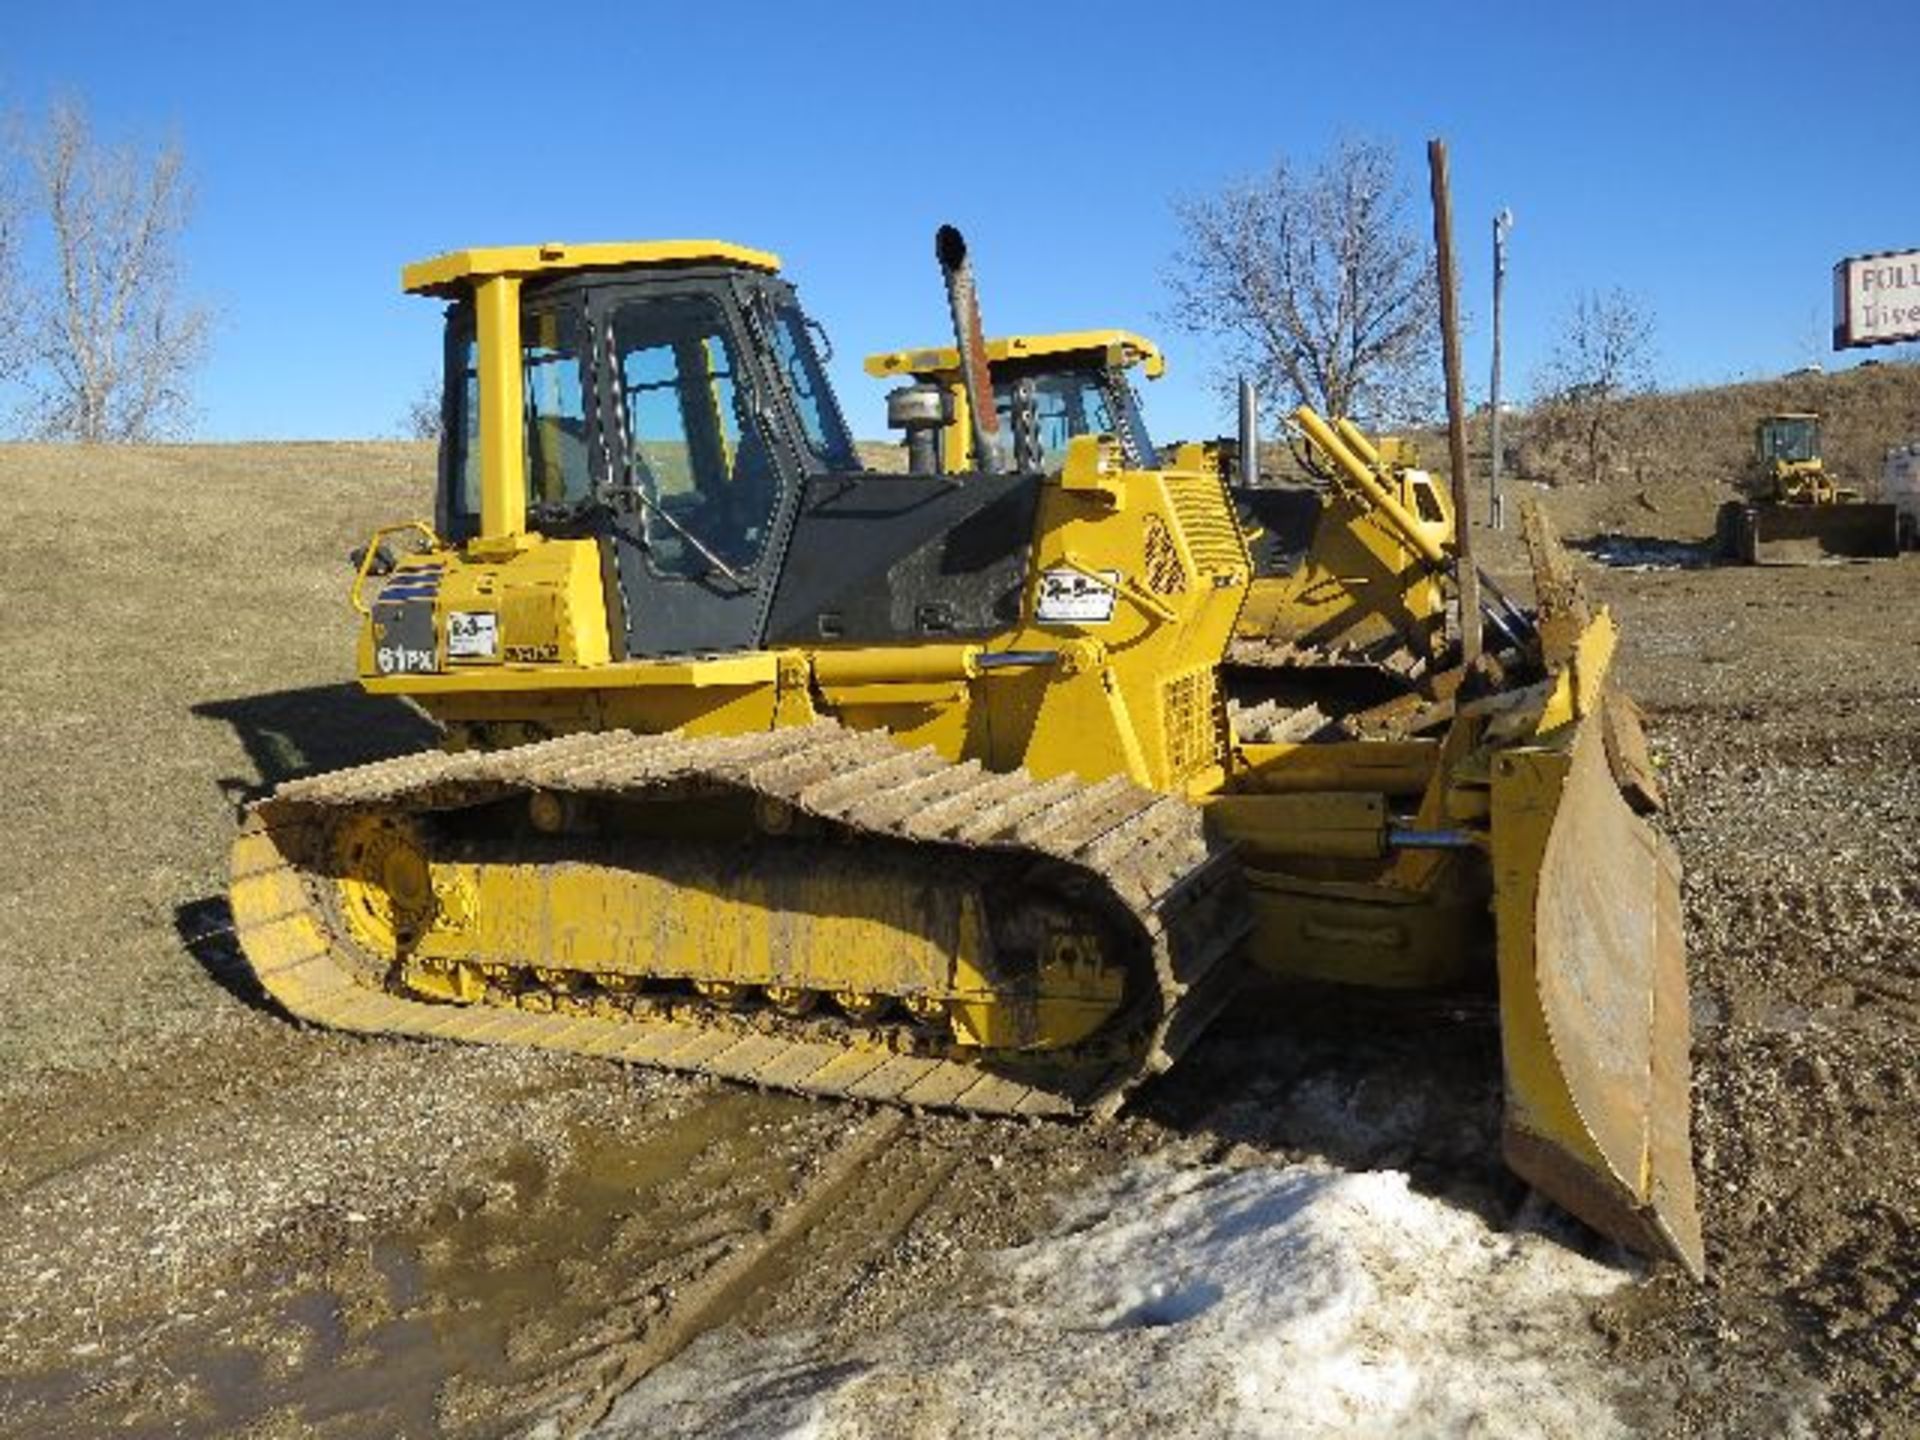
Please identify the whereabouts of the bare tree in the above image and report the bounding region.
[0,135,23,384]
[1165,137,1439,425]
[21,101,208,441]
[401,376,443,441]
[1532,289,1656,484]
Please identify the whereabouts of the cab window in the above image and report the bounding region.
[610,294,780,575]
[523,309,591,508]
[771,304,857,469]
[446,305,592,528]
[1762,420,1818,464]
[989,368,1149,471]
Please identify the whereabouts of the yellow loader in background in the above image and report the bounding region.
[229,226,1703,1275]
[1717,412,1900,564]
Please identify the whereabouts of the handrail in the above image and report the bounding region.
[349,520,443,616]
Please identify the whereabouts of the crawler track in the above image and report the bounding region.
[230,723,1249,1119]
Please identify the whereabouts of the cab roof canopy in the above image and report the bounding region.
[402,240,782,297]
[864,329,1165,382]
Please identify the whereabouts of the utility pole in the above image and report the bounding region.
[1489,208,1513,530]
[1427,138,1481,668]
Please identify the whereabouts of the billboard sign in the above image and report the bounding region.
[1833,250,1920,349]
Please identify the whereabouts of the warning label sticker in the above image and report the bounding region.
[446,611,499,660]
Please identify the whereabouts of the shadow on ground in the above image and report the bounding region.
[195,683,439,809]
[183,683,436,1015]
[174,895,280,1016]
[1129,984,1538,1236]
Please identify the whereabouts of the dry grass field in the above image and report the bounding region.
[0,403,1914,1435]
[1515,359,1920,497]
[1,443,433,1089]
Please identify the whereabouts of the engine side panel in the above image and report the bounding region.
[763,472,1039,645]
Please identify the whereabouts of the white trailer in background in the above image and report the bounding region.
[1885,442,1920,548]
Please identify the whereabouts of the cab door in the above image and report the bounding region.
[590,284,791,657]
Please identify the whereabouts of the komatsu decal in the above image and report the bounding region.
[378,563,444,602]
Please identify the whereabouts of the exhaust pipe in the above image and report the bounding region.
[935,224,1002,474]
[1238,377,1259,487]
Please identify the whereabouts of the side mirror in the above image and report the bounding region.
[805,316,835,364]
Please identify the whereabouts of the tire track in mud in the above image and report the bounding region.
[1566,563,1920,1435]
[548,1106,911,1438]
[0,1078,957,1440]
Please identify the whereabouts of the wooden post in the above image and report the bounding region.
[1490,209,1512,530]
[1427,138,1481,665]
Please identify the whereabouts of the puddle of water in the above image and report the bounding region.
[4,1089,816,1440]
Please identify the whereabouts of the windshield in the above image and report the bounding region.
[989,366,1157,471]
[771,303,858,470]
[610,293,781,575]
[1761,419,1818,464]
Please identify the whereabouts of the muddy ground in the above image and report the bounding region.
[0,444,1914,1437]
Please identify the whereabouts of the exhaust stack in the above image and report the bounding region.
[935,224,1002,474]
[1238,377,1259,487]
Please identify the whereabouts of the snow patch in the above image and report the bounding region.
[595,1154,1638,1440]
[1575,536,1717,570]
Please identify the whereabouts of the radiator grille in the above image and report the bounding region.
[1143,514,1188,595]
[1166,472,1248,577]
[1161,668,1223,780]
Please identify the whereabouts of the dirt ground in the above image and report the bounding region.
[1581,557,1920,1438]
[0,443,1914,1437]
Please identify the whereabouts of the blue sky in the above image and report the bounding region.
[5,0,1917,442]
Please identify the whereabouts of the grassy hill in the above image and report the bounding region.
[1504,358,1920,539]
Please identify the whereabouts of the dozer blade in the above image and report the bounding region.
[1490,711,1704,1276]
[1741,502,1900,565]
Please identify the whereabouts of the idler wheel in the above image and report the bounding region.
[330,812,435,953]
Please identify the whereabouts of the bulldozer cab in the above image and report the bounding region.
[408,243,1053,662]
[865,331,1163,473]
[415,244,863,654]
[1751,412,1847,507]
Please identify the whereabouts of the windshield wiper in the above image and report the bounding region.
[617,472,750,588]
[594,429,753,587]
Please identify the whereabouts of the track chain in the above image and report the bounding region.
[230,722,1250,1120]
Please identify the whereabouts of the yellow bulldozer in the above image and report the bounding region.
[863,328,1525,731]
[864,327,1169,477]
[1716,412,1900,564]
[229,227,1703,1274]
